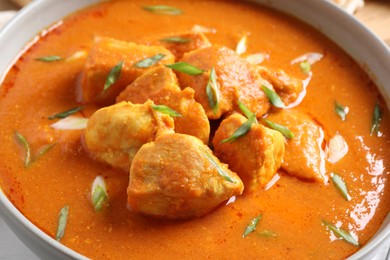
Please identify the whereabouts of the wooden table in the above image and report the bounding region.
[0,0,389,259]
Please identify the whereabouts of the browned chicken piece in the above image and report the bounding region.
[212,113,285,192]
[127,133,244,219]
[256,66,303,106]
[157,32,212,60]
[117,66,210,143]
[266,110,326,182]
[84,101,174,172]
[177,45,270,119]
[79,37,175,105]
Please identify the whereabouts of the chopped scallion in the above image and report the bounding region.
[370,102,381,136]
[152,104,182,117]
[166,62,204,75]
[203,150,235,183]
[237,100,258,123]
[331,173,351,201]
[236,35,247,55]
[103,61,124,93]
[263,119,294,139]
[243,215,262,238]
[134,53,166,68]
[322,220,359,246]
[14,131,32,168]
[35,143,56,161]
[300,61,311,74]
[36,56,63,62]
[56,205,69,241]
[160,37,192,43]
[221,114,256,143]
[261,85,285,109]
[91,176,109,212]
[258,230,277,238]
[48,106,84,120]
[50,116,89,130]
[143,5,183,15]
[206,67,220,115]
[335,102,348,121]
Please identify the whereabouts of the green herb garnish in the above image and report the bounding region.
[48,106,84,120]
[103,61,124,93]
[322,220,359,246]
[160,37,192,43]
[258,230,277,238]
[243,215,262,238]
[262,85,285,109]
[263,119,294,139]
[300,61,311,74]
[14,131,32,168]
[370,102,381,136]
[331,173,351,201]
[56,205,69,241]
[134,53,166,68]
[91,176,109,212]
[203,150,235,183]
[221,114,256,143]
[238,100,258,123]
[166,62,204,75]
[36,56,63,62]
[35,143,56,161]
[143,5,183,15]
[335,102,347,121]
[206,67,220,115]
[152,104,182,117]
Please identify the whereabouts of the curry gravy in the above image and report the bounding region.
[0,0,389,259]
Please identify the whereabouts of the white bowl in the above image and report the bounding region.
[0,0,389,259]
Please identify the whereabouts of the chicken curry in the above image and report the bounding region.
[0,0,389,259]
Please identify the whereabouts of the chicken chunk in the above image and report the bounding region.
[84,101,174,172]
[127,133,244,219]
[176,45,270,119]
[157,32,211,60]
[257,66,303,106]
[266,110,326,182]
[117,66,210,143]
[212,113,285,192]
[79,37,175,105]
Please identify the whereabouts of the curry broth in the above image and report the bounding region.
[0,0,389,259]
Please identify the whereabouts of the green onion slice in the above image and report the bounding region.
[165,62,204,75]
[331,173,351,201]
[370,102,381,136]
[91,176,109,212]
[236,35,247,55]
[56,205,69,241]
[14,131,32,168]
[335,102,348,121]
[300,61,311,74]
[237,100,258,123]
[160,37,192,43]
[48,106,84,120]
[258,230,277,238]
[36,56,63,62]
[322,220,359,246]
[221,114,256,143]
[103,61,124,93]
[35,143,56,161]
[152,104,182,117]
[203,150,235,183]
[262,85,285,109]
[263,119,294,139]
[143,5,183,15]
[243,215,262,238]
[134,53,166,68]
[206,67,220,115]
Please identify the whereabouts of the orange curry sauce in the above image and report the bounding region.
[0,0,389,259]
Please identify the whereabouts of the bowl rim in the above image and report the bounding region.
[0,0,389,259]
